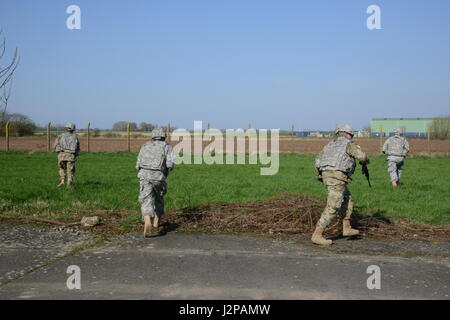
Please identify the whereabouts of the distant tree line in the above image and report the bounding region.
[111,121,175,132]
[0,112,36,137]
[0,117,177,137]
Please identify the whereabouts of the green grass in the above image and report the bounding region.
[0,151,449,225]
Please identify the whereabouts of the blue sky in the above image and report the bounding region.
[1,0,449,130]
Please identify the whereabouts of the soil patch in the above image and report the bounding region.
[2,137,449,155]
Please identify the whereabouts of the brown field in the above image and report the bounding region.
[1,136,449,156]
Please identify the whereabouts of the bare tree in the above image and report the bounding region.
[139,122,156,132]
[0,29,20,121]
[112,121,137,131]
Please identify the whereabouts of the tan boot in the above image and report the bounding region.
[57,179,65,187]
[143,216,152,237]
[311,226,332,245]
[343,219,359,237]
[391,181,398,188]
[153,215,160,228]
[67,178,73,186]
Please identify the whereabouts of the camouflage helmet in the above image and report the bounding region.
[65,122,76,131]
[335,124,353,136]
[151,127,166,140]
[393,128,403,136]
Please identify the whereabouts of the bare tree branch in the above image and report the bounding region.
[0,49,19,83]
[0,28,20,121]
[1,78,13,119]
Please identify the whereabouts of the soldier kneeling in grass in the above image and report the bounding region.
[136,128,175,237]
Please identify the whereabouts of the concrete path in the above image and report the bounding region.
[0,225,449,300]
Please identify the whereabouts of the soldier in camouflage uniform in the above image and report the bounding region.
[313,125,370,245]
[382,128,410,188]
[53,123,80,187]
[136,128,175,237]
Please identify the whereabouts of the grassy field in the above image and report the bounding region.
[0,151,449,225]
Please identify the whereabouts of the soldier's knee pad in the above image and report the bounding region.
[318,214,334,228]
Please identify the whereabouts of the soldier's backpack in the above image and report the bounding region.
[138,142,167,171]
[315,139,356,175]
[385,136,408,156]
[56,133,78,154]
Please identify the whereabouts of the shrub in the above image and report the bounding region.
[430,115,450,140]
[0,112,37,137]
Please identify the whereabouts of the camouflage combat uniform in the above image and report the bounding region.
[382,135,409,183]
[315,137,369,229]
[136,139,175,218]
[54,132,80,185]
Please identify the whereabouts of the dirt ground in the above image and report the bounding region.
[3,193,449,243]
[1,136,449,155]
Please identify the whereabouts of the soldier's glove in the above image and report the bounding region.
[359,158,370,165]
[315,168,323,182]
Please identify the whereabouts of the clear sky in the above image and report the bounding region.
[1,0,449,130]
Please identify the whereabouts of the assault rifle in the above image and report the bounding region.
[361,164,371,188]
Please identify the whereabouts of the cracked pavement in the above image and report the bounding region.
[0,225,449,299]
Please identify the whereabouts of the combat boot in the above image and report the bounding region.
[144,216,152,237]
[311,227,332,245]
[343,219,359,237]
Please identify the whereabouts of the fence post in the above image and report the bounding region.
[379,126,383,154]
[47,122,51,152]
[87,122,91,152]
[166,123,171,143]
[427,126,431,157]
[127,123,131,152]
[5,121,10,151]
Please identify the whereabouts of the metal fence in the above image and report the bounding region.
[1,122,173,153]
[1,121,448,156]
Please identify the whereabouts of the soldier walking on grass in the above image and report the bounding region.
[53,123,80,187]
[382,128,410,188]
[136,128,175,237]
[313,125,370,245]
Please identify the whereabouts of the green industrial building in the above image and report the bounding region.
[370,118,433,137]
